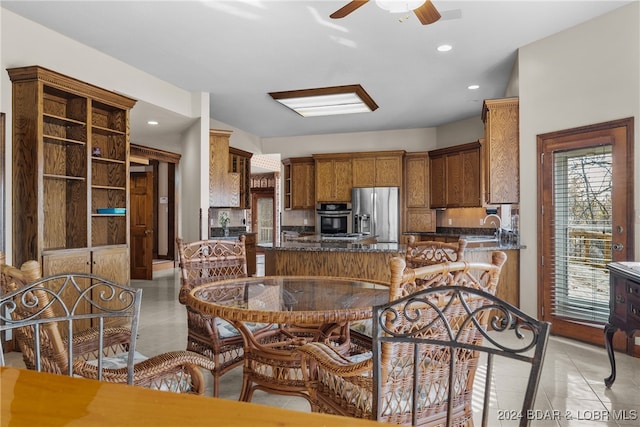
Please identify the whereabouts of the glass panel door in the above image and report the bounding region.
[552,145,612,323]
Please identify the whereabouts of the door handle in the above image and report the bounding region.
[145,229,153,235]
[612,243,624,251]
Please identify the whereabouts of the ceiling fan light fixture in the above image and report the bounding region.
[376,0,426,13]
[269,85,378,118]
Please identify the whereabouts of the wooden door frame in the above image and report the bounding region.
[537,117,634,348]
[130,144,181,262]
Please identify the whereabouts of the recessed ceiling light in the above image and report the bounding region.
[147,120,159,125]
[437,44,452,52]
[269,84,378,118]
[468,85,480,90]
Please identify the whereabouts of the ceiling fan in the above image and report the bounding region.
[330,0,441,25]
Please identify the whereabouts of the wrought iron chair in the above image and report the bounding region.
[0,260,215,394]
[177,236,271,396]
[298,254,548,425]
[405,236,468,269]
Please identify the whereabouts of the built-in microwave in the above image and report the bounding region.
[316,203,352,235]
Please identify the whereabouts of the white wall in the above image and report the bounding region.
[517,2,640,315]
[262,127,438,158]
[436,116,484,149]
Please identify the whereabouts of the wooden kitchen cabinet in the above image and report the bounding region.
[482,97,519,204]
[466,249,520,309]
[209,129,240,207]
[429,154,447,208]
[41,246,129,329]
[8,65,135,284]
[242,233,257,276]
[429,141,481,208]
[283,157,315,209]
[403,152,436,232]
[313,154,352,202]
[352,151,404,187]
[229,147,252,209]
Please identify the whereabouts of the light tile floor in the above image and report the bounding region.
[6,254,640,426]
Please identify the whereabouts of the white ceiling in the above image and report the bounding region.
[3,0,633,145]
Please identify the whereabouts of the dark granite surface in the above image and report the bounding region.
[405,227,525,251]
[265,240,405,254]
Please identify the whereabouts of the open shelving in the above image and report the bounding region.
[9,65,136,280]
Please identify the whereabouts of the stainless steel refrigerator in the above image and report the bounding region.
[352,187,400,243]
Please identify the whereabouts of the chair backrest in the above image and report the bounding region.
[371,283,550,427]
[0,262,142,384]
[390,251,506,301]
[176,236,248,304]
[405,236,467,269]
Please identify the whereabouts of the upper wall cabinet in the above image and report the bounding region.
[209,129,239,207]
[229,147,252,209]
[482,97,519,204]
[283,157,315,210]
[313,154,353,203]
[8,65,136,280]
[352,151,405,188]
[429,141,482,208]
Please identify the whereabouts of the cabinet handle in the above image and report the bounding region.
[612,243,624,251]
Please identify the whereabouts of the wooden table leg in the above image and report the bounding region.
[604,322,617,388]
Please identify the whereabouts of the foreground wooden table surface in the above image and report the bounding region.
[0,367,386,427]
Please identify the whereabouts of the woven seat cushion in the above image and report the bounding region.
[85,351,189,392]
[350,319,373,338]
[347,351,372,364]
[215,318,273,338]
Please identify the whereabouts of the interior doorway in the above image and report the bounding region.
[130,171,154,280]
[129,144,181,279]
[251,173,278,251]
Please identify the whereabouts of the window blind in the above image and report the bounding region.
[550,145,612,324]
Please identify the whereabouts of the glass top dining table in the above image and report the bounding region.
[186,275,389,403]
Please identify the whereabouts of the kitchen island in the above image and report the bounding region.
[265,233,523,308]
[264,236,405,283]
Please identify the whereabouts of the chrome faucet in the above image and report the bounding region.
[483,214,503,243]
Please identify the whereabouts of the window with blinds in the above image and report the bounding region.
[551,145,612,324]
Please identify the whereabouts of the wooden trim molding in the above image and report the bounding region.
[130,144,181,164]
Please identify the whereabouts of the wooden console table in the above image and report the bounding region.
[604,261,640,387]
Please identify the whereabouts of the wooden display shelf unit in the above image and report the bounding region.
[9,65,136,282]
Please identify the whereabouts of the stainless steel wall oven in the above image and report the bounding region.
[316,203,352,235]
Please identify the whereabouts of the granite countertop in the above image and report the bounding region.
[463,242,525,251]
[290,234,374,243]
[405,229,525,251]
[265,240,405,254]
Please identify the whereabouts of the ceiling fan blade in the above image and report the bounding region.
[413,0,441,25]
[330,0,369,19]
